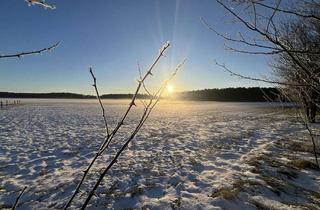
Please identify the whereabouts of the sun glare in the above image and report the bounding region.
[167,84,174,94]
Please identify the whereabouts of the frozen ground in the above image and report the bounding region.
[0,100,319,209]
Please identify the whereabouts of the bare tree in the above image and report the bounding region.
[204,1,320,122]
[203,0,319,165]
[272,12,320,122]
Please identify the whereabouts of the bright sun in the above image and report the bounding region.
[167,84,174,94]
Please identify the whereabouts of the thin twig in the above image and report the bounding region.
[214,60,309,87]
[137,62,152,96]
[89,68,110,137]
[12,186,27,210]
[304,121,319,167]
[201,17,320,55]
[215,0,320,87]
[266,0,281,32]
[201,17,281,51]
[25,0,56,10]
[255,1,320,21]
[296,110,319,167]
[0,42,60,59]
[80,59,185,209]
[99,41,171,154]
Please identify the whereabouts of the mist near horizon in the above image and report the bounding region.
[1,1,319,210]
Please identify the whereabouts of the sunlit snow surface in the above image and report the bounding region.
[0,100,313,209]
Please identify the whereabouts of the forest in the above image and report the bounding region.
[0,87,279,102]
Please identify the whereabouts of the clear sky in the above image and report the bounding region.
[0,0,272,94]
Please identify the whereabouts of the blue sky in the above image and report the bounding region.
[0,0,271,94]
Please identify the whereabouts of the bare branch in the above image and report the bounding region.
[89,68,110,137]
[295,109,319,167]
[64,42,171,210]
[224,44,282,55]
[255,1,320,21]
[214,60,309,87]
[201,17,281,51]
[202,16,320,55]
[137,61,152,96]
[12,186,27,210]
[80,59,185,209]
[25,0,56,10]
[266,0,281,32]
[139,99,148,109]
[0,42,60,59]
[304,120,319,167]
[200,14,320,55]
[215,0,319,85]
[251,1,257,27]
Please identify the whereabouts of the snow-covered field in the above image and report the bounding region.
[0,100,319,209]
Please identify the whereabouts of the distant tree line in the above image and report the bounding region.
[0,92,95,99]
[176,87,280,102]
[0,92,153,99]
[0,87,281,102]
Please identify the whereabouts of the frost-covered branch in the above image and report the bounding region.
[25,0,56,10]
[64,42,172,209]
[255,1,320,21]
[214,0,317,82]
[80,59,185,209]
[89,68,110,137]
[214,60,309,87]
[137,61,152,96]
[0,42,60,59]
[98,41,171,154]
[208,0,320,123]
[202,15,320,55]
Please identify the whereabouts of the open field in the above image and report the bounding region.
[0,100,319,209]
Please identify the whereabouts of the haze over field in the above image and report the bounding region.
[1,0,320,209]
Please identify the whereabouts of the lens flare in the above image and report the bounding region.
[167,85,174,94]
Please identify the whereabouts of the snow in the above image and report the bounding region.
[0,100,319,209]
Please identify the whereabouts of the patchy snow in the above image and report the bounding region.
[0,100,319,209]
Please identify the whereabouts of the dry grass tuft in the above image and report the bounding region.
[289,160,319,170]
[211,188,240,200]
[250,199,280,210]
[127,186,144,197]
